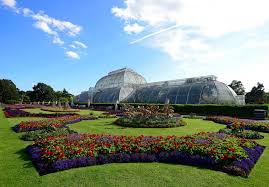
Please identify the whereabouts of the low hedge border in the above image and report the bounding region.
[26,144,265,177]
[41,108,80,113]
[4,107,78,118]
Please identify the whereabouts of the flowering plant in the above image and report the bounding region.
[206,116,269,133]
[27,132,264,177]
[13,115,96,132]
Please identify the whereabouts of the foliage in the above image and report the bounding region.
[246,83,266,104]
[28,132,264,177]
[30,83,56,102]
[55,89,73,101]
[115,117,186,128]
[229,80,245,95]
[205,116,269,133]
[21,128,77,141]
[117,104,182,128]
[0,79,20,103]
[219,128,264,139]
[173,104,268,118]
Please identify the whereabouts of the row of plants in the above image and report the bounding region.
[81,103,268,118]
[205,116,269,133]
[41,107,80,113]
[115,104,186,128]
[4,107,78,118]
[13,115,97,132]
[21,127,77,141]
[27,132,264,177]
[219,129,264,139]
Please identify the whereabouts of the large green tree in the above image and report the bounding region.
[229,80,245,95]
[0,79,20,103]
[55,88,73,101]
[30,83,56,102]
[245,82,265,104]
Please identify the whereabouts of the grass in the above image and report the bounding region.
[0,109,269,186]
[22,108,104,116]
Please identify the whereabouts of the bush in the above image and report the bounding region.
[21,128,77,141]
[173,105,268,118]
[219,128,264,139]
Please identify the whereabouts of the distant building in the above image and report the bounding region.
[75,68,244,105]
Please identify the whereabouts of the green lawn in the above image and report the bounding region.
[0,109,269,187]
[23,108,103,116]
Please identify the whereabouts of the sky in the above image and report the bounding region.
[0,0,269,95]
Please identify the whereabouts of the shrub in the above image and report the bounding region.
[173,105,268,118]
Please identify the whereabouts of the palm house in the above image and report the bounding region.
[75,68,244,105]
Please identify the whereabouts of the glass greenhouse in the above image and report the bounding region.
[75,68,244,105]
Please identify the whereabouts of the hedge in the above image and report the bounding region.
[172,105,268,118]
[73,103,268,118]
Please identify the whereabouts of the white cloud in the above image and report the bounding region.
[66,51,80,59]
[52,36,64,45]
[22,8,33,16]
[242,40,269,49]
[73,41,87,49]
[69,44,77,49]
[2,1,87,59]
[34,21,64,45]
[34,21,56,35]
[113,0,269,37]
[1,0,16,8]
[32,12,81,36]
[113,0,269,61]
[124,23,144,34]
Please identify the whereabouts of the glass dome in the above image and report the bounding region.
[95,68,146,90]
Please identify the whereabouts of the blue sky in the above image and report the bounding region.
[1,0,269,94]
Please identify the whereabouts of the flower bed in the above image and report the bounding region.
[21,128,77,141]
[26,132,265,177]
[13,116,97,132]
[41,108,80,113]
[115,117,186,128]
[4,107,78,118]
[115,104,185,128]
[219,128,264,139]
[206,116,269,133]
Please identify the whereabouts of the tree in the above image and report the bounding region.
[264,93,269,104]
[0,79,20,103]
[55,88,73,101]
[31,83,56,102]
[229,80,245,95]
[245,82,265,104]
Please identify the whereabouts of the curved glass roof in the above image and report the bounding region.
[76,68,240,105]
[125,81,238,104]
[95,68,146,90]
